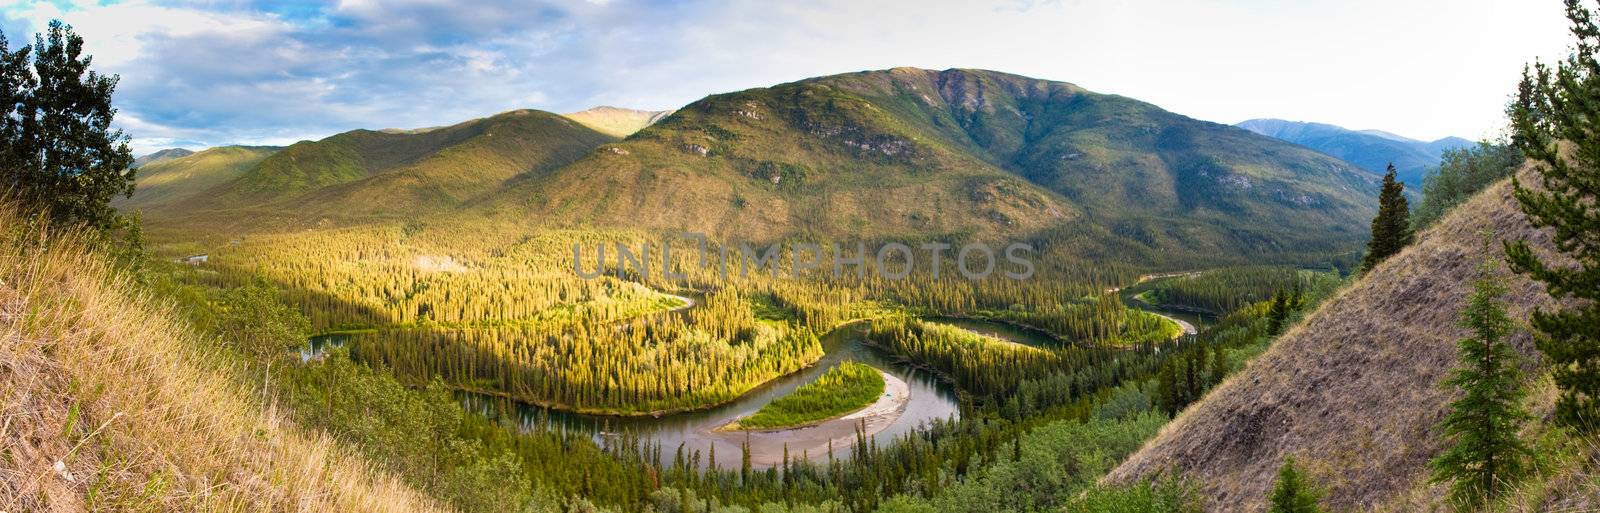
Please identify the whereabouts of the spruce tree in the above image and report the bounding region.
[1360,164,1415,272]
[1266,289,1291,336]
[1429,246,1530,507]
[1505,0,1600,432]
[1267,457,1323,513]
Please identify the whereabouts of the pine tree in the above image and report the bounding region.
[1430,246,1530,507]
[1268,457,1323,513]
[1505,0,1600,432]
[1209,344,1229,386]
[1156,362,1179,417]
[1360,164,1415,272]
[0,22,135,230]
[1266,289,1291,336]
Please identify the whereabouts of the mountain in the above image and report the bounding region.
[131,147,195,168]
[563,106,675,137]
[1105,169,1597,511]
[1425,135,1474,155]
[115,146,280,214]
[483,68,1381,265]
[1236,118,1473,187]
[145,109,614,229]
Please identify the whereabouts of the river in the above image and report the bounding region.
[297,275,1209,470]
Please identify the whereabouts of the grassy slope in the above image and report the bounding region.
[0,206,443,511]
[148,109,614,233]
[563,106,674,138]
[481,68,1378,266]
[1105,167,1597,511]
[132,147,196,168]
[733,361,885,430]
[115,145,281,214]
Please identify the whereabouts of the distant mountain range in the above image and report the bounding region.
[121,68,1387,267]
[1235,118,1473,187]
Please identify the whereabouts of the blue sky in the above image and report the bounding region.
[0,0,1574,155]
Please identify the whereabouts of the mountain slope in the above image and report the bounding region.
[115,145,281,213]
[145,109,614,230]
[563,106,674,137]
[132,147,195,168]
[486,68,1380,264]
[1236,118,1471,187]
[1104,170,1587,511]
[0,204,443,511]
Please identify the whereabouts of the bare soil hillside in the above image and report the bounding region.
[1105,171,1588,511]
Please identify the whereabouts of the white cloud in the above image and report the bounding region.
[5,0,1575,154]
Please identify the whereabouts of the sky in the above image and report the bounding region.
[0,0,1576,155]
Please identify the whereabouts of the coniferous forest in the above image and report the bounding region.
[4,3,1596,513]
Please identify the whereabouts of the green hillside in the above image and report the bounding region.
[484,68,1380,266]
[131,147,195,168]
[145,109,614,231]
[115,145,281,213]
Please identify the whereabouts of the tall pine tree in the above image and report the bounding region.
[1266,289,1291,336]
[0,21,134,230]
[1360,164,1415,272]
[1505,0,1600,432]
[1267,457,1323,513]
[1429,243,1530,507]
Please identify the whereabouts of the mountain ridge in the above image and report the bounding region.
[122,68,1385,269]
[1235,118,1472,187]
[132,147,196,168]
[479,67,1380,266]
[131,109,615,230]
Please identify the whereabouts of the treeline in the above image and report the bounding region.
[351,289,825,415]
[982,295,1179,346]
[1152,273,1335,416]
[1413,140,1523,228]
[1139,267,1340,315]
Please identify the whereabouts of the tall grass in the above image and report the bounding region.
[0,204,445,512]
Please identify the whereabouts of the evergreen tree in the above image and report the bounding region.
[1156,363,1179,417]
[1267,457,1323,513]
[1361,164,1415,272]
[1266,289,1291,336]
[0,21,135,230]
[1505,0,1600,432]
[1430,246,1530,507]
[1209,344,1229,386]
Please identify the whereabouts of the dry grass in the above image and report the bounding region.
[1104,168,1581,512]
[0,206,447,512]
[1377,376,1600,513]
